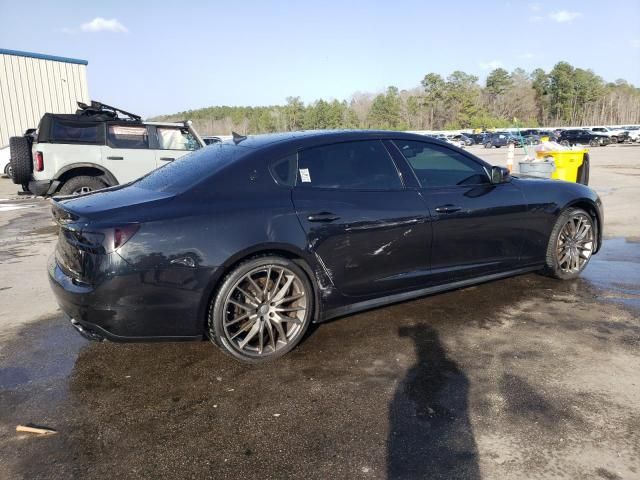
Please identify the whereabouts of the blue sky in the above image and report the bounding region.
[1,0,639,117]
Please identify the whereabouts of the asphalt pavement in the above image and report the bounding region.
[0,145,639,480]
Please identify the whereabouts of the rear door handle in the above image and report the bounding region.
[307,212,340,222]
[107,156,123,160]
[435,205,462,214]
[160,157,175,162]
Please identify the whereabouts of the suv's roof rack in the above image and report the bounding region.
[76,101,142,122]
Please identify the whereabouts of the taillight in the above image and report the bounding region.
[113,225,140,250]
[35,151,44,171]
[74,224,140,253]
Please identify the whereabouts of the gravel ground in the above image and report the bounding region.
[0,144,639,480]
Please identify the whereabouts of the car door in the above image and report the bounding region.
[391,139,529,284]
[152,126,200,167]
[103,124,156,182]
[291,139,432,297]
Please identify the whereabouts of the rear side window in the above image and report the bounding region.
[297,140,402,190]
[107,125,149,149]
[393,140,489,187]
[270,154,297,186]
[51,120,101,144]
[156,127,199,151]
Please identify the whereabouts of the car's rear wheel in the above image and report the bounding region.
[209,256,314,363]
[544,208,595,280]
[484,142,492,148]
[4,162,12,178]
[58,176,107,196]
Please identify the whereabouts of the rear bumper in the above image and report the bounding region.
[48,254,208,341]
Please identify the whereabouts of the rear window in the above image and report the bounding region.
[134,143,247,193]
[108,125,149,149]
[51,120,102,144]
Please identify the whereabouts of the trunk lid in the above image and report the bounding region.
[51,185,174,282]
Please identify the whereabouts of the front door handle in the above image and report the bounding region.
[307,212,340,222]
[435,205,462,214]
[107,156,123,160]
[160,157,175,162]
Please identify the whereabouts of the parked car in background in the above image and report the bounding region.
[453,134,474,146]
[468,133,489,145]
[621,126,640,142]
[48,130,602,362]
[0,145,10,178]
[431,134,465,149]
[559,129,610,147]
[590,126,625,143]
[9,101,205,196]
[483,132,513,148]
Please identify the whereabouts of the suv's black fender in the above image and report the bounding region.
[54,163,119,186]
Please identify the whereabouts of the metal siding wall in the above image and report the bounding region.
[0,54,89,147]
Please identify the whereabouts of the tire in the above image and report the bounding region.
[58,175,107,196]
[484,142,492,148]
[9,136,33,185]
[589,139,598,147]
[3,162,12,178]
[208,256,314,363]
[543,208,595,280]
[560,140,570,147]
[577,154,590,185]
[495,145,501,149]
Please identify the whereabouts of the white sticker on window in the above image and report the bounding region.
[299,168,311,183]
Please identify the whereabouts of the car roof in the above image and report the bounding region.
[226,129,452,150]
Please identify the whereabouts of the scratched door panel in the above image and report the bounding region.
[293,189,432,297]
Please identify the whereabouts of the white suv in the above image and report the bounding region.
[9,101,205,196]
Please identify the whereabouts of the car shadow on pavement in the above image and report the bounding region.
[387,324,480,480]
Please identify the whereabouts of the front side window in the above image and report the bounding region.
[393,140,489,187]
[51,120,101,144]
[156,127,199,151]
[297,140,402,190]
[107,125,149,149]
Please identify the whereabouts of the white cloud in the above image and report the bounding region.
[529,15,544,23]
[80,17,128,33]
[61,17,128,34]
[480,60,504,70]
[549,10,581,23]
[529,3,541,12]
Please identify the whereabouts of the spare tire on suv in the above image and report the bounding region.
[9,136,33,185]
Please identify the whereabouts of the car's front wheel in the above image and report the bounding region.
[208,256,314,363]
[544,208,595,280]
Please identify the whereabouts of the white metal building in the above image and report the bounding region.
[0,48,90,147]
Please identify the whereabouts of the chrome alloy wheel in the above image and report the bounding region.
[222,265,307,357]
[556,212,594,274]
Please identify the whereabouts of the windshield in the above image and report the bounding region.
[134,143,249,193]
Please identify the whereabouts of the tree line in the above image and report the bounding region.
[152,61,640,134]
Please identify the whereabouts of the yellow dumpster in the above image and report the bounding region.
[535,149,590,185]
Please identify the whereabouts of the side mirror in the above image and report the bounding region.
[491,166,511,184]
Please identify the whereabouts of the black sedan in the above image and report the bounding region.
[49,131,603,362]
[559,130,611,147]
